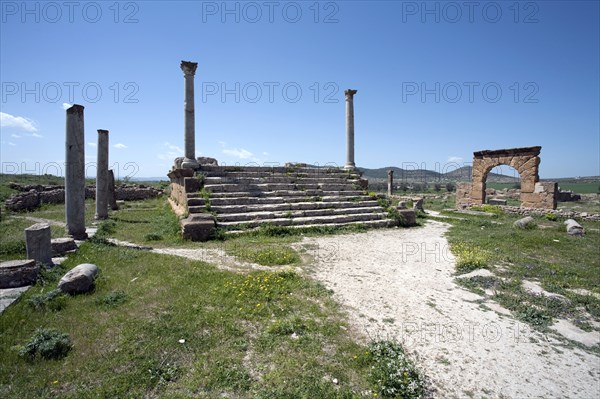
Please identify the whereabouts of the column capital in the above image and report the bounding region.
[180,60,198,76]
[344,89,358,99]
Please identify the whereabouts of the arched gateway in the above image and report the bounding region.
[456,146,557,209]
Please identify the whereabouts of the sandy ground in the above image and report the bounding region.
[299,220,600,399]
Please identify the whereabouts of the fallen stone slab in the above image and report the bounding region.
[0,259,39,289]
[513,216,535,229]
[58,263,99,294]
[51,237,78,257]
[0,286,32,313]
[564,219,584,236]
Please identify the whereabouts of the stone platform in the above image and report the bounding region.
[169,165,395,237]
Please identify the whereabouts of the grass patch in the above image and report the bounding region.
[446,210,600,334]
[0,242,401,398]
[18,328,73,361]
[230,245,300,266]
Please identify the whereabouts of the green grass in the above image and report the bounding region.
[0,200,97,261]
[0,241,421,398]
[555,182,600,194]
[444,211,600,335]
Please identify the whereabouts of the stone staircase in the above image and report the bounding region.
[185,165,394,233]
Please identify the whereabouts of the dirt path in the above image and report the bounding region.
[299,220,600,399]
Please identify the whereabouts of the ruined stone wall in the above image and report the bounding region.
[5,183,163,212]
[455,182,473,209]
[167,168,200,210]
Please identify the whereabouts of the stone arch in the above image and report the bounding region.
[456,146,557,209]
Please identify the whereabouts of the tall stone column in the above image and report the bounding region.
[387,169,394,196]
[344,89,358,169]
[181,61,199,169]
[65,104,88,239]
[95,129,109,220]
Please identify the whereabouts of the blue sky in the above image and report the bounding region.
[1,0,599,180]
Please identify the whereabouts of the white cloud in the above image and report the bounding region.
[262,152,269,156]
[62,103,73,110]
[88,142,97,147]
[157,142,184,160]
[11,133,20,138]
[114,143,128,149]
[223,148,253,159]
[32,132,43,138]
[0,112,38,132]
[8,142,16,146]
[447,156,463,163]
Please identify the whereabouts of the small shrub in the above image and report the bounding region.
[19,328,72,360]
[451,242,491,273]
[365,340,426,398]
[144,233,163,241]
[235,246,300,266]
[27,289,66,311]
[545,212,558,221]
[96,290,128,307]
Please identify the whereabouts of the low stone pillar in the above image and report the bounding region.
[65,104,88,239]
[95,129,109,220]
[25,223,53,266]
[397,201,407,209]
[387,170,394,196]
[413,197,424,212]
[344,89,357,169]
[108,169,119,210]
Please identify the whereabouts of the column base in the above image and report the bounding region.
[181,157,199,169]
[344,163,356,170]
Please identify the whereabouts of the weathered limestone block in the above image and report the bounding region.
[397,208,417,227]
[455,182,472,209]
[487,198,507,206]
[357,178,369,190]
[413,198,424,211]
[51,237,78,257]
[513,216,535,229]
[0,259,39,289]
[25,223,53,266]
[58,263,99,294]
[397,201,407,209]
[564,219,584,236]
[184,177,201,193]
[5,189,40,211]
[197,157,218,166]
[181,214,216,241]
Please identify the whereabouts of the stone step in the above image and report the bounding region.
[202,170,359,179]
[199,190,367,199]
[190,195,372,208]
[204,176,357,184]
[204,183,359,193]
[217,212,389,228]
[208,200,381,214]
[216,206,385,222]
[224,219,392,235]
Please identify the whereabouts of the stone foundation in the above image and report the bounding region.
[5,183,163,212]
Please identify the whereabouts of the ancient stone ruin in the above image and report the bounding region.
[168,61,395,240]
[456,146,557,210]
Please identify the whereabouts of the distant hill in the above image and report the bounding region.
[358,166,518,183]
